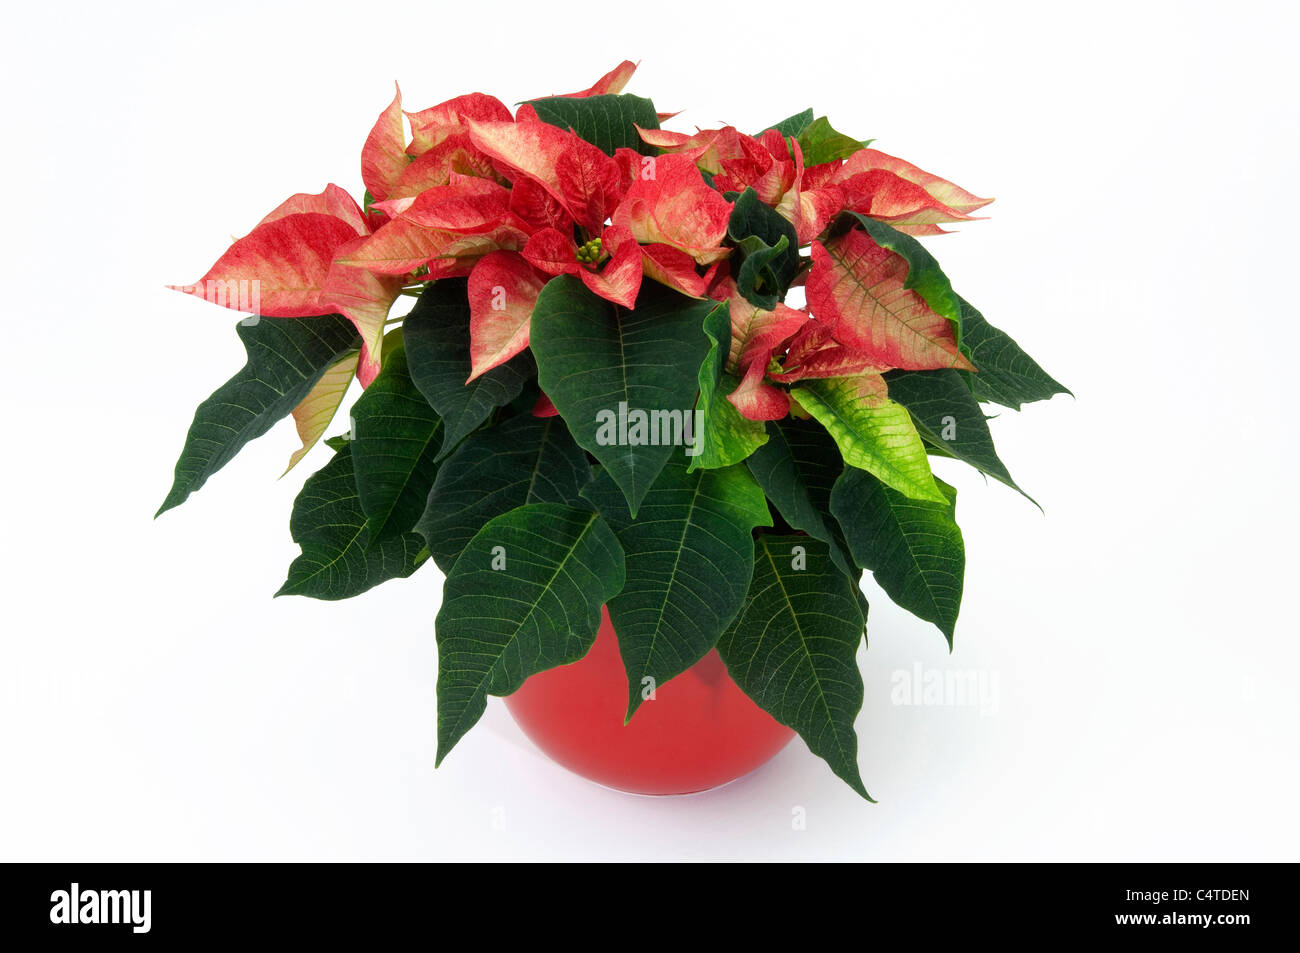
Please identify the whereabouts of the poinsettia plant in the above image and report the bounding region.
[160,62,1068,798]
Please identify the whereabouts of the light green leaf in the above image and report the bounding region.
[690,301,768,471]
[717,534,871,799]
[530,277,713,517]
[796,116,868,166]
[417,414,591,573]
[157,314,361,516]
[793,377,946,503]
[581,455,771,721]
[832,468,964,646]
[434,503,626,764]
[276,444,428,600]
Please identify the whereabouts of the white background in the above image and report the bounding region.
[2,0,1296,861]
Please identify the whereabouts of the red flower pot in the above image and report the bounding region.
[503,607,795,795]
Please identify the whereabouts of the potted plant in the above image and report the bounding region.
[160,61,1068,799]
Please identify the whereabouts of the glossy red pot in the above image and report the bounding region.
[503,607,795,795]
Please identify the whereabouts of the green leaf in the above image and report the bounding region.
[526,93,660,156]
[157,314,361,516]
[417,414,591,573]
[793,377,947,503]
[402,278,533,458]
[581,455,770,721]
[349,342,444,544]
[845,212,963,339]
[796,116,868,166]
[530,276,713,517]
[434,503,626,764]
[745,418,870,624]
[745,417,855,579]
[884,369,1026,497]
[832,468,964,646]
[716,534,871,799]
[728,187,800,310]
[957,297,1071,409]
[762,108,814,138]
[276,444,428,600]
[690,301,768,471]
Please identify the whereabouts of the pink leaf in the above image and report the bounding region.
[399,177,516,233]
[639,242,715,298]
[255,184,369,237]
[168,213,359,317]
[805,229,974,371]
[839,148,992,214]
[545,61,638,99]
[361,83,408,203]
[406,93,513,156]
[467,251,546,381]
[320,236,405,383]
[611,153,731,264]
[728,354,790,421]
[522,228,582,277]
[580,230,642,308]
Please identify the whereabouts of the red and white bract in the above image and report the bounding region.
[361,84,408,204]
[806,228,974,371]
[320,237,405,387]
[255,184,369,238]
[467,251,546,381]
[612,153,731,264]
[728,356,791,421]
[542,60,638,99]
[169,212,360,317]
[770,322,889,383]
[175,68,995,437]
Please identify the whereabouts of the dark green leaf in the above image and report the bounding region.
[526,94,660,156]
[717,534,871,799]
[581,455,770,720]
[402,279,533,457]
[762,108,814,138]
[796,116,868,166]
[746,417,869,622]
[434,503,626,764]
[729,187,800,309]
[276,444,428,600]
[157,314,360,516]
[417,414,592,573]
[349,342,444,544]
[530,276,713,517]
[957,297,1071,409]
[690,301,767,471]
[832,468,964,646]
[746,417,854,579]
[884,369,1027,498]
